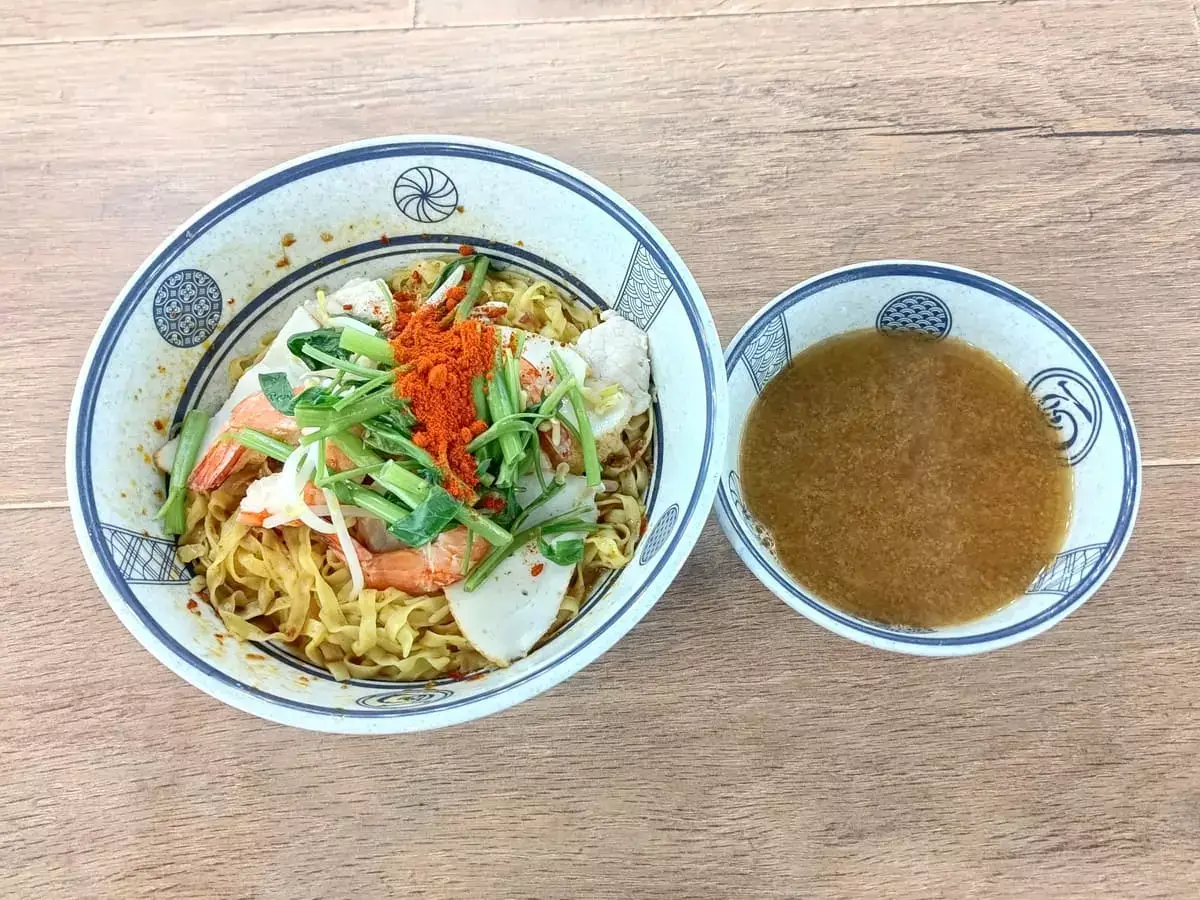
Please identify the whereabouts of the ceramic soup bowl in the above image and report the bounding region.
[716,261,1140,655]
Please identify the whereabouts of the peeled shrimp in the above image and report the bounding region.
[325,527,490,595]
[519,357,549,402]
[188,391,350,492]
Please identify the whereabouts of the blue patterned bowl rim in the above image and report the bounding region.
[66,135,727,731]
[716,260,1141,656]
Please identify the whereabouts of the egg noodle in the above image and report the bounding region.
[179,258,653,682]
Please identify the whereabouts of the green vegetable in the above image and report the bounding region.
[374,461,513,547]
[551,350,601,487]
[385,485,461,547]
[537,374,575,418]
[361,426,439,474]
[153,409,210,535]
[537,535,586,566]
[486,349,526,486]
[506,331,525,412]
[374,402,417,430]
[511,479,564,532]
[331,481,409,524]
[231,427,294,463]
[471,374,489,423]
[454,255,491,322]
[328,432,384,470]
[287,329,353,371]
[465,415,543,453]
[258,372,294,414]
[463,506,592,591]
[316,464,382,486]
[374,460,443,509]
[295,387,337,411]
[258,373,333,416]
[461,530,474,575]
[301,345,381,379]
[428,256,472,294]
[539,520,599,537]
[331,369,397,411]
[338,327,395,366]
[295,393,397,442]
[326,436,513,547]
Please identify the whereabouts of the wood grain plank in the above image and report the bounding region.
[1,0,413,44]
[416,0,1048,28]
[4,465,1198,898]
[1,1,1197,504]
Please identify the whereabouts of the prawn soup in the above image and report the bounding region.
[740,329,1072,629]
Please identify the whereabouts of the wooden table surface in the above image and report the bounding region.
[3,1,1200,897]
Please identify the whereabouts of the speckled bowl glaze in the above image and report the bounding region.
[68,136,727,732]
[717,261,1140,656]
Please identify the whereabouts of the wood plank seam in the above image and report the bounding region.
[0,25,419,48]
[0,0,1061,48]
[413,0,1059,28]
[877,126,1200,138]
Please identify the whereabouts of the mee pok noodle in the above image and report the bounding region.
[175,255,654,681]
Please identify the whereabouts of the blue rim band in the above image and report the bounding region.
[76,141,718,716]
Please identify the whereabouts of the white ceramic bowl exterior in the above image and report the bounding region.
[716,261,1140,655]
[68,136,727,732]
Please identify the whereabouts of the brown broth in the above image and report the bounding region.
[740,329,1071,628]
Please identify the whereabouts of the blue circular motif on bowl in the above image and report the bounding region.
[393,166,458,223]
[356,688,454,709]
[1028,367,1103,465]
[152,269,223,348]
[639,503,679,565]
[876,291,952,339]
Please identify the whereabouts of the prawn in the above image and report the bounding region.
[188,392,351,492]
[519,357,549,402]
[519,358,585,472]
[324,526,490,595]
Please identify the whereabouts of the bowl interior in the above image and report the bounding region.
[717,262,1139,655]
[69,137,726,731]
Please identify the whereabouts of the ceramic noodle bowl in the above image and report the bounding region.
[717,261,1140,656]
[68,136,727,732]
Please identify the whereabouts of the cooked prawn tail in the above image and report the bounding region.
[187,391,303,493]
[518,358,544,401]
[189,439,254,492]
[320,526,490,595]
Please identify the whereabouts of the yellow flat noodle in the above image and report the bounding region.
[354,590,377,657]
[183,262,650,682]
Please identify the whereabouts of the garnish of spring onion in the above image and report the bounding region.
[463,506,594,591]
[338,328,396,366]
[327,316,377,335]
[551,350,602,487]
[454,256,490,322]
[153,409,210,535]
